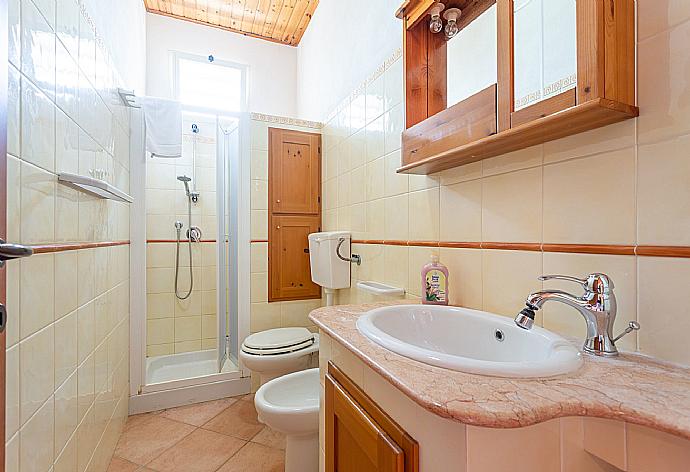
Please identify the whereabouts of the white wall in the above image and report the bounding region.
[146,13,298,116]
[296,0,402,121]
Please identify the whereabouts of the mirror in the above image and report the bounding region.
[446,4,497,108]
[513,0,577,111]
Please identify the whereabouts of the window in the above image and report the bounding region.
[173,53,247,112]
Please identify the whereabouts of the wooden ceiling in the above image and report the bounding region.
[144,0,319,46]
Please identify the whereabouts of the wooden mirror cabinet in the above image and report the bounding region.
[396,0,637,175]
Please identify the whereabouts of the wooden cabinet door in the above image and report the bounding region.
[269,128,321,215]
[326,374,405,472]
[269,215,321,301]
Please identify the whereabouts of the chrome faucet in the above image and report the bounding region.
[514,273,639,357]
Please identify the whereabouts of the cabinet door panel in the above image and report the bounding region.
[269,128,321,215]
[326,374,405,472]
[269,215,321,301]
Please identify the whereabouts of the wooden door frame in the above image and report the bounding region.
[1,0,9,466]
[267,127,322,303]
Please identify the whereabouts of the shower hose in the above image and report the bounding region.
[174,196,194,300]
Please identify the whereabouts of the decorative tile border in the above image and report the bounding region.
[250,113,322,130]
[31,240,130,254]
[351,240,690,258]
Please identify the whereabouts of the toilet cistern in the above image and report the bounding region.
[515,273,640,356]
[308,231,356,306]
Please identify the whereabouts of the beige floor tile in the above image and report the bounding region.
[107,456,139,472]
[122,412,158,433]
[216,442,285,472]
[147,428,246,472]
[203,398,264,440]
[159,397,238,426]
[114,415,195,465]
[252,427,286,450]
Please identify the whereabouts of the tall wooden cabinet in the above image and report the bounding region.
[268,128,322,302]
[326,363,419,472]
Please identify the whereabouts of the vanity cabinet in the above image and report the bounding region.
[325,362,419,472]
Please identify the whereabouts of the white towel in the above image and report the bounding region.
[141,96,182,158]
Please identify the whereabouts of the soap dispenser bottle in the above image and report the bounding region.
[421,255,449,305]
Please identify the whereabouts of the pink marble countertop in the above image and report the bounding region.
[309,302,690,440]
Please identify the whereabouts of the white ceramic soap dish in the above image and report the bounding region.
[356,281,406,297]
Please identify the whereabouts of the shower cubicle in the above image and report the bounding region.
[129,107,252,412]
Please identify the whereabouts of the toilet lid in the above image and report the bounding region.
[242,327,315,355]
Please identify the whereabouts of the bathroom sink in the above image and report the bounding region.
[356,305,582,378]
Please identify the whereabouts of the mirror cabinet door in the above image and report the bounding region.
[513,0,577,112]
[446,4,497,109]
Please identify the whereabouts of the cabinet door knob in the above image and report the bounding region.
[276,226,281,229]
[276,199,281,203]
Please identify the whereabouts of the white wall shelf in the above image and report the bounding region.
[58,173,134,203]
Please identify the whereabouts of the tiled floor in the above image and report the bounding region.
[108,395,285,472]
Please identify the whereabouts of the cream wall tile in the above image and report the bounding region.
[638,0,690,40]
[561,417,619,472]
[482,144,542,177]
[6,345,19,439]
[8,65,20,157]
[409,172,440,192]
[384,103,403,154]
[466,420,560,472]
[147,318,174,346]
[638,20,690,144]
[365,115,385,162]
[482,167,541,243]
[174,291,201,317]
[322,178,336,210]
[627,423,690,471]
[544,119,635,164]
[250,272,268,303]
[250,121,269,150]
[384,194,409,240]
[20,161,56,244]
[6,155,20,243]
[350,203,366,237]
[20,325,55,423]
[55,184,79,242]
[20,253,55,339]
[583,418,627,470]
[365,199,385,240]
[201,290,216,315]
[22,78,56,172]
[21,0,56,99]
[77,301,95,364]
[250,150,268,180]
[439,161,481,186]
[365,74,385,125]
[250,302,281,332]
[384,58,403,110]
[54,310,78,386]
[440,248,483,309]
[250,179,268,210]
[175,340,202,353]
[542,252,637,351]
[77,249,95,305]
[365,156,385,201]
[250,242,268,273]
[8,0,19,67]
[383,150,408,197]
[349,128,367,170]
[174,316,202,342]
[147,343,174,357]
[543,148,636,245]
[440,179,482,242]
[281,300,322,327]
[337,205,351,230]
[337,140,351,175]
[250,209,268,240]
[337,171,351,207]
[54,372,78,459]
[381,245,409,290]
[638,257,690,365]
[146,243,175,269]
[54,251,78,319]
[202,314,216,339]
[408,188,440,241]
[482,250,543,319]
[137,291,161,327]
[638,134,690,245]
[20,396,55,472]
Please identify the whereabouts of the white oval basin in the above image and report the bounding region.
[356,305,582,378]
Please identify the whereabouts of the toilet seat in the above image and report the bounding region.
[241,327,316,356]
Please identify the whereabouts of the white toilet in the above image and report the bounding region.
[239,327,319,384]
[255,368,320,472]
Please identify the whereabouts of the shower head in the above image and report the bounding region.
[177,175,192,197]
